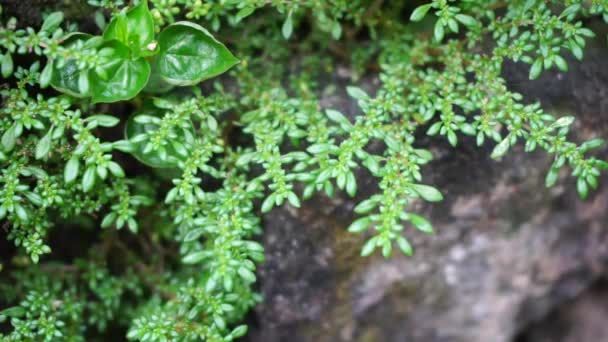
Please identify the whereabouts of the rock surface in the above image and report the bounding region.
[246,31,608,342]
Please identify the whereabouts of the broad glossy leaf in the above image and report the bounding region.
[50,33,93,97]
[89,40,150,103]
[143,57,175,94]
[124,110,192,168]
[103,0,154,54]
[157,22,238,86]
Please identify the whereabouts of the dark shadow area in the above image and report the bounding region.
[515,277,608,342]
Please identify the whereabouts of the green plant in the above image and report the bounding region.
[47,1,237,103]
[1,0,607,340]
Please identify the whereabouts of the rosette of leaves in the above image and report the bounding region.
[49,0,238,103]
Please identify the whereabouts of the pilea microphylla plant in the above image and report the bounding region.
[1,0,608,340]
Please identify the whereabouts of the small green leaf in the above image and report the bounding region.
[570,41,583,60]
[447,130,458,146]
[157,22,239,86]
[382,240,392,258]
[230,325,248,339]
[354,199,378,214]
[35,129,53,159]
[2,53,13,78]
[345,171,357,197]
[346,86,369,100]
[560,4,581,18]
[15,204,29,222]
[112,140,135,152]
[551,116,575,129]
[65,157,80,183]
[307,143,331,154]
[101,213,116,228]
[580,138,604,152]
[236,6,255,21]
[237,267,256,283]
[397,237,413,256]
[447,18,459,33]
[410,4,432,22]
[2,123,18,151]
[25,192,42,206]
[577,178,589,199]
[182,251,205,264]
[331,21,342,40]
[107,161,125,177]
[214,316,226,330]
[455,14,476,27]
[545,166,560,188]
[84,36,104,50]
[361,238,377,257]
[491,137,510,159]
[88,115,120,127]
[78,70,90,94]
[554,55,568,72]
[434,21,445,42]
[94,10,107,30]
[427,122,442,136]
[587,175,598,190]
[184,228,205,242]
[326,109,352,127]
[412,184,443,202]
[82,166,96,192]
[41,11,64,32]
[0,307,26,318]
[97,165,108,180]
[282,13,293,39]
[261,194,276,213]
[286,191,301,208]
[40,61,53,88]
[348,217,371,233]
[409,213,434,234]
[529,58,543,80]
[577,28,595,38]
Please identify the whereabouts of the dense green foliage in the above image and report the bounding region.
[1,0,607,340]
